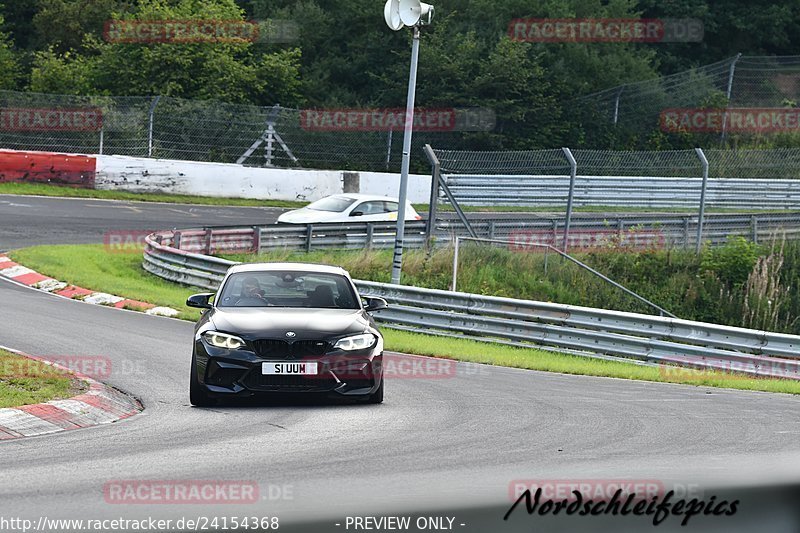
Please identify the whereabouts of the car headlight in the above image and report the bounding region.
[333,333,377,351]
[203,331,246,350]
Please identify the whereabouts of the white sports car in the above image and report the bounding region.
[277,194,422,224]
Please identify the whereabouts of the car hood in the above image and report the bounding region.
[277,208,342,224]
[208,307,369,338]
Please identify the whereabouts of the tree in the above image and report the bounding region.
[0,14,19,90]
[29,0,303,105]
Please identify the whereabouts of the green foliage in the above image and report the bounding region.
[23,0,303,105]
[0,14,19,89]
[3,0,800,151]
[700,236,762,288]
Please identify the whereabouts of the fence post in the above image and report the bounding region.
[385,129,393,170]
[98,127,104,155]
[683,217,690,249]
[451,236,460,292]
[720,53,742,143]
[423,144,441,248]
[613,85,625,125]
[305,224,313,252]
[751,215,758,244]
[252,225,261,253]
[204,228,212,255]
[147,95,161,158]
[695,148,710,254]
[366,223,374,249]
[561,147,577,253]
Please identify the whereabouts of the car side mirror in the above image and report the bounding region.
[350,211,364,217]
[363,296,388,312]
[187,293,214,309]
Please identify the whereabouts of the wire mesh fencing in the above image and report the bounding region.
[3,56,800,170]
[426,145,800,253]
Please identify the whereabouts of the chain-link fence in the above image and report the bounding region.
[426,146,800,253]
[567,55,800,144]
[3,56,800,169]
[0,90,482,171]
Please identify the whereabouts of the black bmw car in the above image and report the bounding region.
[186,262,387,406]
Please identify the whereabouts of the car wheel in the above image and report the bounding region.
[190,357,216,407]
[362,378,384,404]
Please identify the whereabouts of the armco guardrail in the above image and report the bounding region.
[144,228,800,380]
[444,175,800,209]
[439,212,800,248]
[146,213,800,260]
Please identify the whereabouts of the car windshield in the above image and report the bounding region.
[217,271,359,309]
[306,196,357,212]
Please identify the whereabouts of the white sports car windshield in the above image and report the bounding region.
[306,196,357,212]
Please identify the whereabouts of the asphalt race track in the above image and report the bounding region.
[1,196,800,532]
[0,195,281,250]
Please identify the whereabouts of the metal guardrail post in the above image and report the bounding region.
[305,225,313,252]
[423,144,440,247]
[173,231,181,249]
[204,228,212,255]
[252,226,261,253]
[695,148,710,254]
[562,147,577,253]
[751,216,758,244]
[366,223,374,249]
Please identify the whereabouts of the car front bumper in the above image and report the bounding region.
[193,338,383,398]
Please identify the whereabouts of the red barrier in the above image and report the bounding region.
[0,149,96,187]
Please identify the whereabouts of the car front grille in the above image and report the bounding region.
[253,339,331,359]
[242,372,338,392]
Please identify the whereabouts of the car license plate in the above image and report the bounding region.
[262,362,318,375]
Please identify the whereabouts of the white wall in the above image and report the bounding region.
[95,154,431,203]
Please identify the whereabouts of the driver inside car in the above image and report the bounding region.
[241,276,269,301]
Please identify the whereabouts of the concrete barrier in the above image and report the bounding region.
[0,149,432,203]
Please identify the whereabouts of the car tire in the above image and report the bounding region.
[363,378,384,404]
[190,357,216,407]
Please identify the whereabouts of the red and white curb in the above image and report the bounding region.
[0,254,179,317]
[0,347,142,440]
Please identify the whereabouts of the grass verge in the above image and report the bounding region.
[10,244,202,321]
[0,348,83,408]
[0,182,304,208]
[8,244,800,395]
